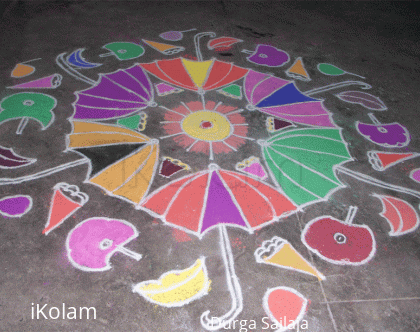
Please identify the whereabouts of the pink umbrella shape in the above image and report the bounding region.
[244,70,373,128]
[140,163,297,330]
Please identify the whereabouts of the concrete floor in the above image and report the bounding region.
[1,1,420,331]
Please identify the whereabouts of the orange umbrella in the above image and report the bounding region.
[67,121,159,207]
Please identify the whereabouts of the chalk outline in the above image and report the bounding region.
[66,217,142,272]
[207,36,243,51]
[317,63,365,79]
[254,236,325,280]
[0,194,33,218]
[0,92,57,131]
[72,64,155,121]
[373,194,420,236]
[140,163,297,240]
[66,120,160,209]
[244,44,290,68]
[367,150,419,171]
[10,58,41,78]
[265,116,296,133]
[243,70,337,128]
[335,90,387,111]
[141,39,184,56]
[259,127,353,208]
[235,156,268,180]
[159,100,249,160]
[43,182,89,235]
[154,83,183,97]
[356,120,411,148]
[7,74,63,89]
[301,215,377,266]
[101,41,145,60]
[66,48,102,69]
[158,156,190,178]
[216,84,243,100]
[159,28,197,42]
[200,225,243,330]
[409,168,420,183]
[56,52,97,85]
[133,257,210,307]
[285,57,311,82]
[139,56,249,94]
[262,286,309,332]
[0,146,37,169]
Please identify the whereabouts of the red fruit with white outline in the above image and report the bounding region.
[301,207,376,265]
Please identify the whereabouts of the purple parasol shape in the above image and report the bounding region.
[244,70,336,128]
[73,65,156,120]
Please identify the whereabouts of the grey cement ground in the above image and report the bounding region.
[1,1,420,331]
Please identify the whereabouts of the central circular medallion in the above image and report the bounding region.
[181,110,231,141]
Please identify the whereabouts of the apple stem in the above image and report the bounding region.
[99,52,114,57]
[345,206,358,224]
[368,113,381,125]
[118,246,143,261]
[16,117,29,135]
[241,49,253,55]
[180,28,197,33]
[345,71,366,79]
[21,58,42,64]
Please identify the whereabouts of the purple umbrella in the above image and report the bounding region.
[72,65,156,120]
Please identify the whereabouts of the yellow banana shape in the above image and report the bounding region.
[133,258,211,307]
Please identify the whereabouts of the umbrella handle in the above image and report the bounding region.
[200,225,243,331]
[194,32,216,62]
[0,158,89,186]
[337,166,420,202]
[305,80,372,96]
[56,53,96,85]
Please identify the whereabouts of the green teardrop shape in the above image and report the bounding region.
[318,63,345,76]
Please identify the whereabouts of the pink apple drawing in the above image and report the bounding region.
[301,207,376,265]
[66,217,142,272]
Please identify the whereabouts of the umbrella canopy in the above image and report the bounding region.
[140,164,297,238]
[140,58,248,94]
[244,70,336,128]
[259,127,352,207]
[72,65,155,120]
[67,121,159,207]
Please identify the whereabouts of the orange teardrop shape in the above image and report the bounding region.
[11,63,35,78]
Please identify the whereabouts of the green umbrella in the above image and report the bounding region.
[259,128,352,206]
[259,127,420,207]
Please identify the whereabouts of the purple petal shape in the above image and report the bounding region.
[0,195,32,217]
[336,91,387,111]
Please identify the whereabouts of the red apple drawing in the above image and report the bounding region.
[301,206,376,265]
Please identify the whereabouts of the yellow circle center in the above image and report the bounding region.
[181,110,232,141]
